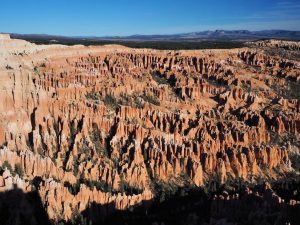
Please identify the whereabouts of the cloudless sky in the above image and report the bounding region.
[0,0,300,36]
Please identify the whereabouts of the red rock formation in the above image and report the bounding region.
[0,36,299,222]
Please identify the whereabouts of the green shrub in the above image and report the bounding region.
[150,178,183,202]
[103,94,118,109]
[14,163,24,177]
[82,179,113,193]
[119,175,143,195]
[290,154,300,172]
[73,156,79,177]
[85,91,100,101]
[68,121,77,147]
[89,126,108,157]
[118,94,130,106]
[272,80,300,100]
[152,73,168,85]
[141,94,160,106]
[2,161,15,175]
[134,98,144,109]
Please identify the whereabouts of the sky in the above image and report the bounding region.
[0,0,300,36]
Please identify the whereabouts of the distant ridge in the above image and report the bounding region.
[9,30,300,42]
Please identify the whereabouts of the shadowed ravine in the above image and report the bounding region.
[0,179,299,225]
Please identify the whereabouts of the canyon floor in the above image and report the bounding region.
[0,34,299,225]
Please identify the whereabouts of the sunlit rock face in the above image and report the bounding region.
[0,36,299,223]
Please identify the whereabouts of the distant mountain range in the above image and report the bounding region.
[9,30,300,42]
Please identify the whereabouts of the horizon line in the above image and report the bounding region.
[2,29,300,38]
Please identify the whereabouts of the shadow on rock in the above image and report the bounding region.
[0,184,51,225]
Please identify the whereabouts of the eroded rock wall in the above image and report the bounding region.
[0,37,299,222]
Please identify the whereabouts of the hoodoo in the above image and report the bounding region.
[0,36,299,225]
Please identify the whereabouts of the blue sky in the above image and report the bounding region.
[0,0,300,36]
